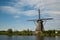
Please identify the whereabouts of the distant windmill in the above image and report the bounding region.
[28,9,53,34]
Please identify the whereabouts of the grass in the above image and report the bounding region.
[0,29,60,36]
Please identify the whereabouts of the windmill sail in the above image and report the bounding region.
[38,9,40,19]
[41,18,53,20]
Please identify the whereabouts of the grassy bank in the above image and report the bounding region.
[0,29,33,36]
[0,29,60,36]
[36,30,60,36]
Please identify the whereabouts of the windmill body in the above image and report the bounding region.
[28,9,53,34]
[36,19,44,34]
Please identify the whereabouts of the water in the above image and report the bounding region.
[0,35,60,40]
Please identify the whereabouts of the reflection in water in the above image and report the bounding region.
[0,35,60,40]
[7,36,12,40]
[36,36,44,40]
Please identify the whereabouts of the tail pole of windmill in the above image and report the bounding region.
[27,9,53,34]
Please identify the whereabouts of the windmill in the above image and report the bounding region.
[28,9,53,34]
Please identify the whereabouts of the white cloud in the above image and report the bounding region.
[0,6,20,14]
[43,11,60,14]
[0,6,38,16]
[23,10,38,16]
[51,11,60,14]
[42,11,60,20]
[14,15,20,19]
[0,0,60,16]
[14,0,60,12]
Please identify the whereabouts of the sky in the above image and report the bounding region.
[0,0,60,31]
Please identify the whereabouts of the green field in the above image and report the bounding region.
[0,29,60,36]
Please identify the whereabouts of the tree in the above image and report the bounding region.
[7,29,13,36]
